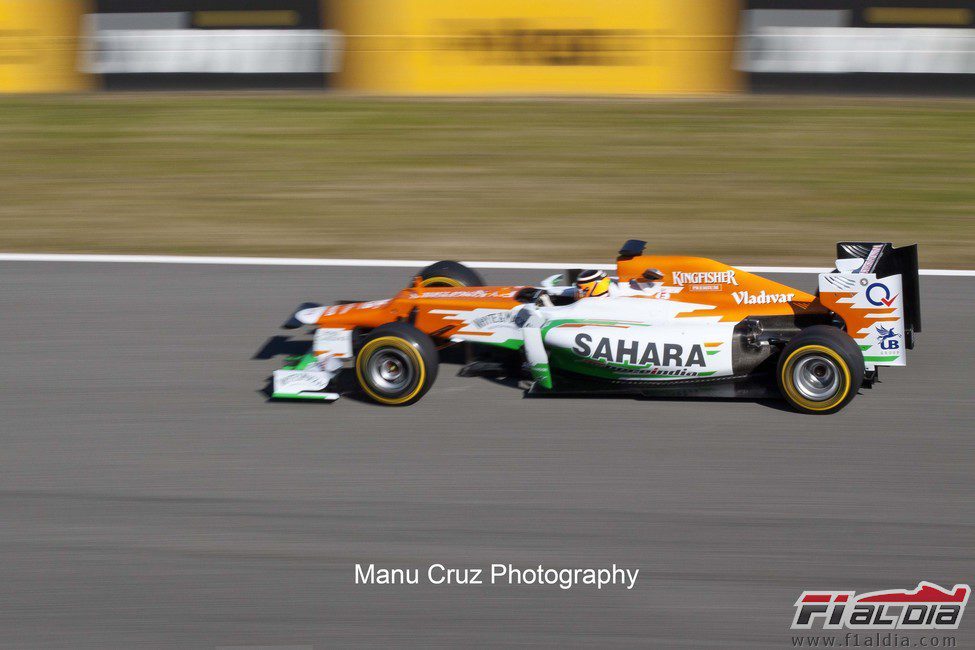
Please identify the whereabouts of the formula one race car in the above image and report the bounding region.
[271,241,920,414]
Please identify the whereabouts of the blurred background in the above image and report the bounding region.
[1,0,974,266]
[3,5,974,647]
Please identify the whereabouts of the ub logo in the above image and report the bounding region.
[876,325,900,351]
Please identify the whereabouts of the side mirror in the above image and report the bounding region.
[539,273,564,289]
[642,268,664,281]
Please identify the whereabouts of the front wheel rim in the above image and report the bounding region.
[366,348,415,394]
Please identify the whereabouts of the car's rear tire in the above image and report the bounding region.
[355,322,438,406]
[777,325,864,415]
[415,260,484,287]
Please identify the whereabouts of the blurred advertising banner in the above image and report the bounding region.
[0,0,93,92]
[738,1,975,93]
[326,0,741,94]
[82,0,340,88]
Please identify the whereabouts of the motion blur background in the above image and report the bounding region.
[1,0,974,266]
[3,4,974,648]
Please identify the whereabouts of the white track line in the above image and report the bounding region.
[0,253,971,276]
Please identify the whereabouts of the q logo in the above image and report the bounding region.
[866,283,898,307]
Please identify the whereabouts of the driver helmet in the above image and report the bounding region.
[576,269,611,298]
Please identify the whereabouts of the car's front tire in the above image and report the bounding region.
[777,325,864,415]
[354,322,438,406]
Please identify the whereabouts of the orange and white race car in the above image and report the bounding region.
[272,240,920,414]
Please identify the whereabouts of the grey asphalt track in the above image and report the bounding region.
[1,262,972,649]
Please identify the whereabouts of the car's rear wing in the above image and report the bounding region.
[836,242,921,341]
[819,242,920,369]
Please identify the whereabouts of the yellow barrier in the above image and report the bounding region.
[0,0,92,93]
[327,0,741,94]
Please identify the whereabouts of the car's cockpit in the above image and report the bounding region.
[513,266,669,307]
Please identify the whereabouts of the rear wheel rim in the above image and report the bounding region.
[793,354,840,401]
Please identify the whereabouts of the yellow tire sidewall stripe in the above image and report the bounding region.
[780,344,852,412]
[355,336,426,405]
[420,276,464,287]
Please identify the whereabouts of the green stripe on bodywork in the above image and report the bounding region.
[281,352,318,371]
[863,355,899,363]
[540,318,649,338]
[272,392,333,400]
[474,338,524,351]
[707,350,720,356]
[530,363,553,389]
[859,344,872,351]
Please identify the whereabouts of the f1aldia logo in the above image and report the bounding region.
[792,582,969,630]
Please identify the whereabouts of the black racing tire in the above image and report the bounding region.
[415,260,485,287]
[354,322,439,406]
[776,325,864,415]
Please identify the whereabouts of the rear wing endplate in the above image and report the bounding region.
[836,242,921,346]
